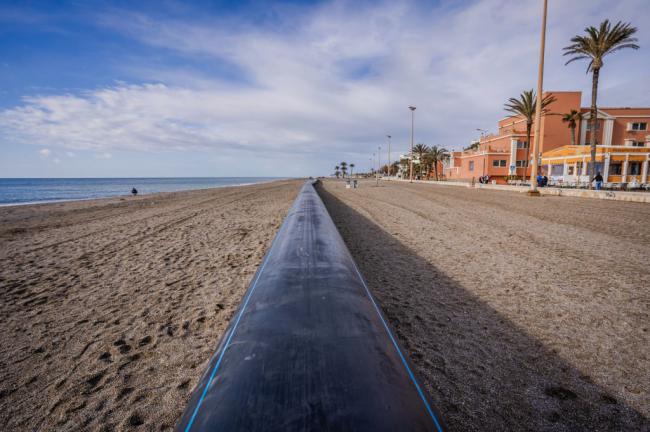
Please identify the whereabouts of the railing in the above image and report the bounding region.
[464,145,510,155]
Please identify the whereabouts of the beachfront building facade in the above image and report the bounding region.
[541,108,650,186]
[396,153,420,179]
[443,91,650,185]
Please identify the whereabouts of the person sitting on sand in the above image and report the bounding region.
[131,188,138,196]
[542,175,548,187]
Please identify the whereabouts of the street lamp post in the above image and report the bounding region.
[408,106,416,183]
[377,145,381,186]
[386,135,392,177]
[529,0,548,196]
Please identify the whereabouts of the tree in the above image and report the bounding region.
[428,146,449,181]
[421,152,433,179]
[504,90,556,179]
[561,109,583,146]
[334,165,340,179]
[349,163,355,177]
[391,161,400,177]
[412,143,430,178]
[564,20,639,186]
[340,161,348,178]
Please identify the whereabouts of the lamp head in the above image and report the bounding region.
[408,106,416,111]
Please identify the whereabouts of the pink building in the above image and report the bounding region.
[444,91,650,184]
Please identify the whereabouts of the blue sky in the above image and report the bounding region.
[0,0,648,178]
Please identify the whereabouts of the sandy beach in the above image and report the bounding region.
[0,180,301,431]
[2,177,649,431]
[318,179,650,431]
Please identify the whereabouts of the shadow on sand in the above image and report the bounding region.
[317,185,648,432]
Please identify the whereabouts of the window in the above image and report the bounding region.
[587,162,603,174]
[515,160,528,167]
[609,163,622,175]
[586,122,601,130]
[516,140,529,149]
[550,165,564,176]
[629,162,642,175]
[630,122,647,131]
[469,161,474,171]
[631,141,646,147]
[492,159,506,167]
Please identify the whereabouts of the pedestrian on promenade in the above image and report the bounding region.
[594,172,604,190]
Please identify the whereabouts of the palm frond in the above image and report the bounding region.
[563,20,639,71]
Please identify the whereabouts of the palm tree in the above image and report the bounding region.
[561,110,583,146]
[564,20,639,185]
[340,161,348,178]
[349,163,355,177]
[428,146,448,181]
[504,90,556,179]
[412,143,430,178]
[334,165,340,179]
[421,153,433,179]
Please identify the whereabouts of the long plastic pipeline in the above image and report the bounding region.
[176,180,444,432]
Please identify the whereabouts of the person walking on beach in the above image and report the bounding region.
[131,187,138,196]
[594,172,604,190]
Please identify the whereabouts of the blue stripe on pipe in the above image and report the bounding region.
[351,263,445,432]
[183,218,288,432]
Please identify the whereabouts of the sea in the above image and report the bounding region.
[0,177,284,206]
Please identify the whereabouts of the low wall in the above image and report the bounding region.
[384,178,650,203]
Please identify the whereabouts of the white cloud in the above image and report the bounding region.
[38,148,51,157]
[95,152,112,159]
[2,0,649,174]
[53,157,61,164]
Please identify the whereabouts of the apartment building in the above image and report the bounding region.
[444,91,650,184]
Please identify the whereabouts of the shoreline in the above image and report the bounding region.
[0,177,293,208]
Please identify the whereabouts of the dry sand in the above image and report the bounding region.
[318,179,649,432]
[0,180,301,431]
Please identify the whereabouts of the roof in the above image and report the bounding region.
[542,145,650,158]
[580,107,650,116]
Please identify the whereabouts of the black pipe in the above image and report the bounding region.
[176,180,444,432]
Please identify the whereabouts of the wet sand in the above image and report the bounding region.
[0,180,301,431]
[318,179,649,432]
